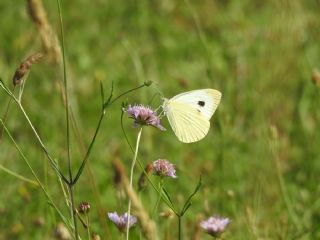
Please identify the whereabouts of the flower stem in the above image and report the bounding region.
[126,127,143,240]
[72,81,149,185]
[120,112,178,215]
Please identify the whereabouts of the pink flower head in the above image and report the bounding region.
[107,212,137,232]
[200,216,230,237]
[78,202,90,214]
[126,104,166,131]
[152,159,177,178]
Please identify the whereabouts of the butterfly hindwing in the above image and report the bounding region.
[166,101,210,143]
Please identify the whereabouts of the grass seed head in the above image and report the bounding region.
[12,53,43,86]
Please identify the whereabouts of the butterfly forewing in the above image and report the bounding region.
[170,89,221,120]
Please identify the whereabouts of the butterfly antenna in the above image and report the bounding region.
[148,92,161,106]
[145,82,166,118]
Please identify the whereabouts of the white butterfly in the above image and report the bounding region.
[162,89,221,143]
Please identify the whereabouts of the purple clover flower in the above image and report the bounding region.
[126,104,166,131]
[152,159,177,178]
[107,212,137,232]
[200,216,230,237]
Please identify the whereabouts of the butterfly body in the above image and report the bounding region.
[162,89,221,143]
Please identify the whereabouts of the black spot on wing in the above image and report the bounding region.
[198,101,205,107]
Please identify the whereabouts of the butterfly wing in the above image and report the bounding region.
[164,89,221,143]
[170,89,221,120]
[166,101,210,143]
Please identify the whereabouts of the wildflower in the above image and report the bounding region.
[107,212,137,232]
[152,159,177,178]
[126,104,166,131]
[78,202,91,214]
[200,216,230,237]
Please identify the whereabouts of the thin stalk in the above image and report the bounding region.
[152,179,164,217]
[17,101,69,183]
[68,184,79,240]
[86,214,91,240]
[120,112,177,214]
[0,81,67,183]
[72,112,104,185]
[178,216,182,240]
[0,95,13,141]
[18,75,27,102]
[126,127,143,240]
[109,83,149,106]
[72,82,149,185]
[56,0,72,180]
[0,119,71,230]
[0,163,38,186]
[56,0,78,238]
[70,108,110,237]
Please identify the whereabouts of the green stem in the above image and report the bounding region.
[0,119,71,231]
[56,0,78,237]
[0,81,68,184]
[72,112,104,185]
[126,127,143,240]
[152,179,163,217]
[15,96,68,182]
[0,163,38,186]
[109,83,149,106]
[56,0,72,181]
[72,82,149,185]
[178,216,182,240]
[120,112,177,214]
[86,214,91,240]
[0,94,13,141]
[68,184,79,240]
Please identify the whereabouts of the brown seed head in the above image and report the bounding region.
[12,53,43,86]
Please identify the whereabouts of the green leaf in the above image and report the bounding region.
[181,176,202,215]
[162,187,174,209]
[103,81,114,108]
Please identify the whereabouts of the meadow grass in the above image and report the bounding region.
[0,0,320,239]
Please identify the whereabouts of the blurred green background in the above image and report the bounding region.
[1,0,320,239]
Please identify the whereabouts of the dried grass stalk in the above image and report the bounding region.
[27,0,61,63]
[112,159,158,240]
